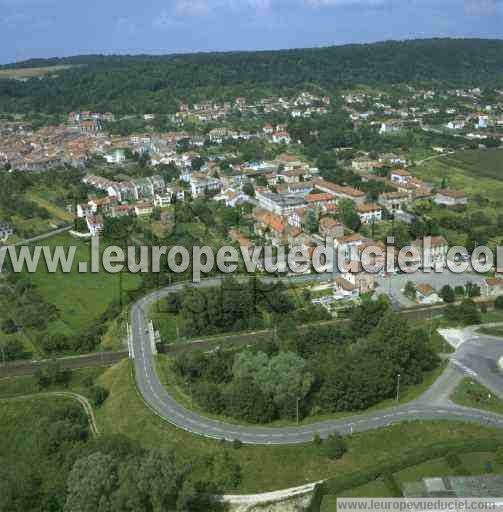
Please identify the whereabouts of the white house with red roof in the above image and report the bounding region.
[272,131,292,144]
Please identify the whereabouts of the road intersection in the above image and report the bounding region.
[131,280,503,444]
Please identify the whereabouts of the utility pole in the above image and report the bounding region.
[396,373,401,402]
[296,397,300,425]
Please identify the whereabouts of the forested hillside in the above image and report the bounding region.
[1,38,503,114]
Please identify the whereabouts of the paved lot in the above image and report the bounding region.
[376,270,486,307]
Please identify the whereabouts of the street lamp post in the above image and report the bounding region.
[396,373,401,402]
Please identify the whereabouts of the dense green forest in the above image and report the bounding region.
[1,39,503,114]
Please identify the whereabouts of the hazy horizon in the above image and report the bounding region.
[1,0,502,65]
[4,36,503,68]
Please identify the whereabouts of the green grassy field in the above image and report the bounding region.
[0,65,75,79]
[95,360,503,493]
[393,457,453,486]
[415,149,503,202]
[0,366,106,400]
[26,234,141,337]
[320,452,503,509]
[25,188,73,223]
[451,379,503,415]
[446,149,503,181]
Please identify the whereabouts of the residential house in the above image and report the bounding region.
[105,149,126,164]
[477,114,489,129]
[276,182,313,195]
[214,188,249,207]
[287,208,309,229]
[333,276,358,298]
[77,202,96,218]
[352,156,381,173]
[276,169,306,184]
[271,131,292,144]
[209,128,230,144]
[334,233,366,261]
[313,179,365,205]
[108,181,138,202]
[357,240,386,270]
[154,194,173,208]
[390,169,412,185]
[111,204,134,218]
[229,229,252,248]
[434,189,468,207]
[134,202,154,217]
[380,153,407,166]
[190,175,223,197]
[356,203,382,224]
[165,184,186,203]
[446,118,466,130]
[253,210,288,245]
[86,215,104,236]
[262,124,274,135]
[133,175,165,199]
[0,221,13,242]
[411,236,449,269]
[341,267,376,294]
[378,191,409,212]
[306,193,337,211]
[379,120,403,135]
[88,197,115,216]
[255,189,307,215]
[483,278,503,297]
[319,217,344,238]
[413,188,434,202]
[80,120,101,134]
[415,284,442,305]
[394,211,416,224]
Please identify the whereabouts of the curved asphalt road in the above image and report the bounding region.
[131,280,503,444]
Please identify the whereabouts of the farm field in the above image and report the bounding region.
[0,65,75,79]
[415,149,503,202]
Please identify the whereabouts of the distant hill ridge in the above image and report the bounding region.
[0,38,502,114]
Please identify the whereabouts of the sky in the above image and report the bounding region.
[0,0,502,64]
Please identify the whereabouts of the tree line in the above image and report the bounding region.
[172,296,439,423]
[0,398,239,512]
[2,39,503,114]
